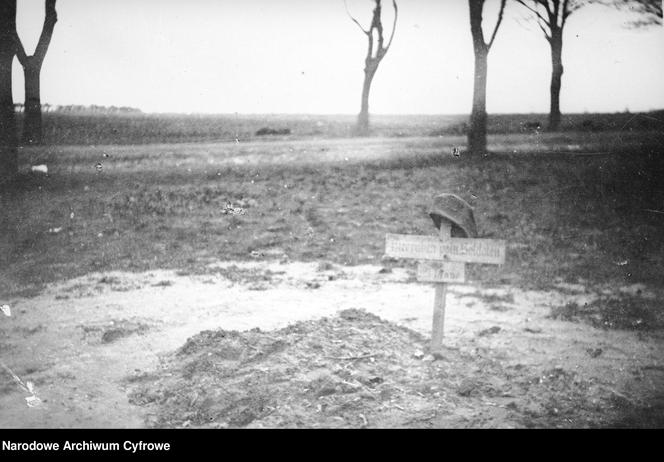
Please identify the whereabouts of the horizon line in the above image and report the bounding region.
[27,108,664,117]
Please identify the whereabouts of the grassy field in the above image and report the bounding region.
[13,110,664,145]
[2,117,663,329]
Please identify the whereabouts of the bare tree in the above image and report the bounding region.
[0,0,18,183]
[611,0,662,26]
[15,0,57,145]
[345,0,398,135]
[467,0,507,156]
[515,0,586,131]
[516,0,661,131]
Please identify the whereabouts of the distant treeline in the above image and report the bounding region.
[13,110,664,146]
[13,103,142,114]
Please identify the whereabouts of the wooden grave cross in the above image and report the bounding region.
[384,194,506,356]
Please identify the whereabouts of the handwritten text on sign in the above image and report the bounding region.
[385,233,506,265]
[417,261,465,283]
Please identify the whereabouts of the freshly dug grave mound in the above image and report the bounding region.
[127,309,629,428]
[129,309,443,428]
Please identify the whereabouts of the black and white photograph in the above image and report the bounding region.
[0,0,663,432]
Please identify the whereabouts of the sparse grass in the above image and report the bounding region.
[549,295,663,331]
[1,124,663,304]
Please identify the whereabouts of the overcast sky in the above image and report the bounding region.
[11,0,664,114]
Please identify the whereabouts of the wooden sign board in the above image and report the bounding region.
[385,233,505,265]
[417,261,465,283]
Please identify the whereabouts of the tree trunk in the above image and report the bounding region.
[0,0,18,183]
[468,44,488,156]
[15,0,57,147]
[549,29,563,131]
[349,0,397,136]
[23,59,42,145]
[357,62,377,136]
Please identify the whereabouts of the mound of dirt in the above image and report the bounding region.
[129,309,440,427]
[127,308,634,428]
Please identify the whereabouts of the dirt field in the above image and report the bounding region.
[1,124,663,428]
[1,261,662,428]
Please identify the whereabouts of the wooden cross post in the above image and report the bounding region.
[430,221,451,354]
[384,194,506,356]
